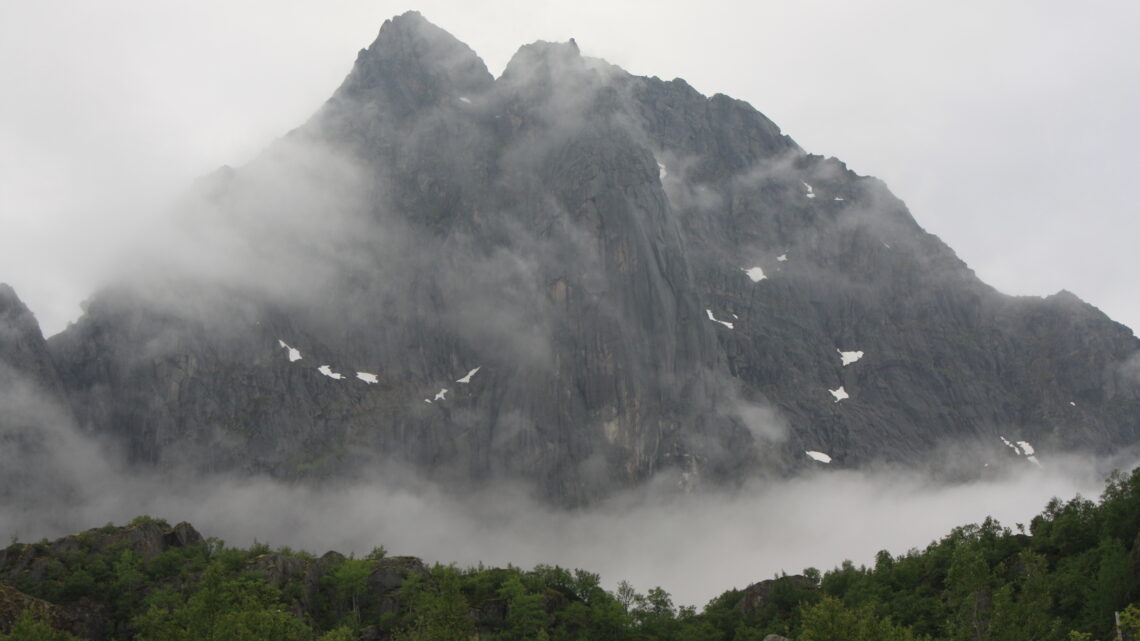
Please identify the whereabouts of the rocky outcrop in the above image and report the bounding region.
[0,521,203,640]
[0,12,1132,507]
[738,575,818,615]
[0,582,102,638]
[0,520,428,640]
[252,549,427,617]
[0,521,204,583]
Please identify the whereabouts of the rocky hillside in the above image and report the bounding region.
[1,12,1137,505]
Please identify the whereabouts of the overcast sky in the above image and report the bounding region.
[1,0,1137,336]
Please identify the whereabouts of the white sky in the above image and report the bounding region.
[1,0,1138,336]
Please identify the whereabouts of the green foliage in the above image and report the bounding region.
[314,627,355,641]
[326,558,371,624]
[984,550,1063,641]
[249,539,272,557]
[1121,603,1140,636]
[0,610,80,641]
[1082,537,1133,638]
[797,595,919,641]
[133,562,310,641]
[4,467,1140,641]
[945,544,993,640]
[395,570,475,641]
[127,515,169,528]
[498,574,545,640]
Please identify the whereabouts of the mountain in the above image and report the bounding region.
[0,284,77,504]
[2,12,1138,505]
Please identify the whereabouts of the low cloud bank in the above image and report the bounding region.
[2,417,1128,607]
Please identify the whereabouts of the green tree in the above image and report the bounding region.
[327,558,372,624]
[798,595,917,641]
[1120,603,1140,637]
[615,580,638,611]
[315,628,355,641]
[985,551,1062,641]
[0,609,80,641]
[396,570,474,641]
[1082,538,1133,639]
[133,563,311,641]
[1098,469,1140,544]
[946,544,993,641]
[799,596,859,641]
[498,574,545,640]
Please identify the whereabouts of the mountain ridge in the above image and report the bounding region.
[0,13,1137,506]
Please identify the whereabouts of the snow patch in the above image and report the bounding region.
[1016,440,1035,456]
[458,96,472,104]
[1000,436,1023,455]
[802,181,816,198]
[317,365,344,380]
[838,349,864,366]
[882,241,892,249]
[356,372,379,384]
[834,197,845,201]
[829,386,849,402]
[424,399,432,404]
[1069,401,1076,406]
[706,309,734,329]
[657,162,668,180]
[743,267,766,282]
[456,367,481,384]
[776,254,788,262]
[434,388,449,402]
[1027,455,1042,467]
[805,450,832,463]
[277,339,302,362]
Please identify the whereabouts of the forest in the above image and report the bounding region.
[2,467,1139,641]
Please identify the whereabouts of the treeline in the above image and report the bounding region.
[2,468,1139,640]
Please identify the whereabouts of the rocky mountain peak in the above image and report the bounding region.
[499,39,622,110]
[0,283,31,324]
[0,283,60,394]
[329,11,493,119]
[4,16,1136,508]
[501,39,585,78]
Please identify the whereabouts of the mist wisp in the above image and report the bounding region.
[0,385,1128,608]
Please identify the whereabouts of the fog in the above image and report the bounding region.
[2,2,1139,613]
[0,391,1129,608]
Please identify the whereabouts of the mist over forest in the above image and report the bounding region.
[1,8,1140,641]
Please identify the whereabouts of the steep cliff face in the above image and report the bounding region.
[6,11,1134,505]
[0,284,64,398]
[0,285,76,501]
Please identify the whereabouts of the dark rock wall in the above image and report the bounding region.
[1,11,1135,505]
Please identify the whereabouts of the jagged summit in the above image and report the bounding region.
[0,283,58,393]
[329,11,493,119]
[502,39,586,75]
[2,15,1137,507]
[0,282,25,313]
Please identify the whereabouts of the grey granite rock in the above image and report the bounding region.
[2,12,1132,506]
